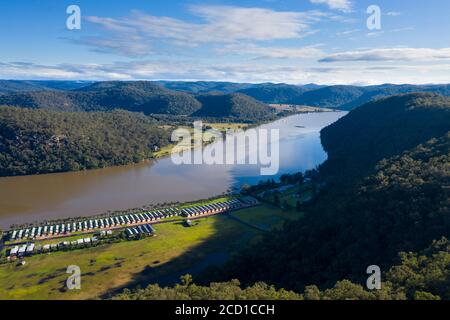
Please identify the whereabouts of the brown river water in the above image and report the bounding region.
[0,112,346,228]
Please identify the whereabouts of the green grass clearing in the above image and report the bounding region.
[230,205,302,231]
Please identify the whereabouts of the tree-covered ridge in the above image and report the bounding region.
[212,94,450,295]
[194,93,276,122]
[320,93,450,182]
[0,106,171,176]
[113,238,450,300]
[153,81,450,110]
[155,81,254,94]
[0,81,276,122]
[0,81,203,115]
[246,84,450,110]
[237,83,310,104]
[2,81,450,116]
[222,132,449,291]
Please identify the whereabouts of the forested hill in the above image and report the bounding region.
[193,93,276,122]
[236,83,310,104]
[320,93,450,182]
[0,107,170,176]
[0,81,203,115]
[0,81,275,122]
[238,84,450,109]
[154,81,254,94]
[215,93,450,295]
[1,81,449,113]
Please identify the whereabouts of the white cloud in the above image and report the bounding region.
[72,35,152,57]
[80,6,328,57]
[309,0,352,12]
[188,5,323,41]
[320,48,450,62]
[0,62,82,79]
[217,44,325,59]
[2,60,450,85]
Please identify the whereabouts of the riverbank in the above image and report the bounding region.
[269,104,336,113]
[0,111,346,229]
[153,122,250,159]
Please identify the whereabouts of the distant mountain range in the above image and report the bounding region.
[0,80,93,93]
[0,81,276,122]
[157,81,450,110]
[0,80,449,113]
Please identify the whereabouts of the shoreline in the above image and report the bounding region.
[0,109,333,180]
[2,194,236,232]
[0,110,343,229]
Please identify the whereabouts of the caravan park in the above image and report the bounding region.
[0,193,302,299]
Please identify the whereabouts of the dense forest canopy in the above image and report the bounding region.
[0,106,171,176]
[194,93,276,122]
[320,93,450,182]
[114,238,450,300]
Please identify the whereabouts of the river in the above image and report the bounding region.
[0,111,346,228]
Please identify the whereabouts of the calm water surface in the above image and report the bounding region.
[0,112,346,228]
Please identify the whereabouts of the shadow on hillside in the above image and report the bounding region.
[100,214,258,299]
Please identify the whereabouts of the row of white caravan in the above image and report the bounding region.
[125,224,155,239]
[181,199,243,217]
[8,208,180,241]
[9,243,35,258]
[8,237,100,258]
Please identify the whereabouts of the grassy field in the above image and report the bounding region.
[205,123,249,132]
[153,123,247,159]
[230,205,302,231]
[0,204,296,300]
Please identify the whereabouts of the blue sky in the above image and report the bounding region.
[0,0,449,84]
